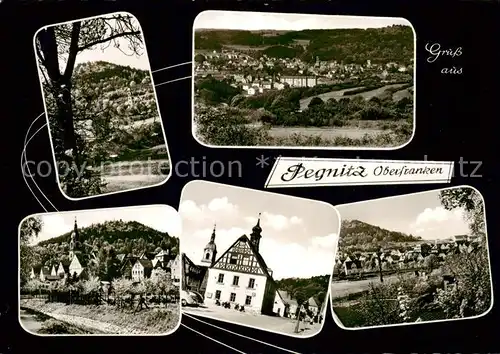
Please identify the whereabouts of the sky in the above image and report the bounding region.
[336,188,479,240]
[179,181,339,280]
[42,14,152,72]
[29,205,181,245]
[194,10,412,31]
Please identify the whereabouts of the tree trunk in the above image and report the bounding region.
[37,27,80,155]
[294,305,302,333]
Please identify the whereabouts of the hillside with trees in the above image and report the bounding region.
[27,220,178,281]
[338,219,422,253]
[195,25,414,64]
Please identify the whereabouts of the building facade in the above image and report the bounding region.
[203,215,277,315]
[280,76,317,88]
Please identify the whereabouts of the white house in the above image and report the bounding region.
[132,259,153,282]
[168,254,181,282]
[273,290,288,317]
[203,216,277,315]
[307,297,319,316]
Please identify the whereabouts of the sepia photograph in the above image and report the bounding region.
[192,11,415,149]
[330,186,492,329]
[34,12,171,200]
[19,205,181,335]
[179,180,338,337]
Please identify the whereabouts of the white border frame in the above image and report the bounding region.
[329,185,494,330]
[191,10,417,150]
[18,204,183,337]
[32,11,173,201]
[179,179,341,339]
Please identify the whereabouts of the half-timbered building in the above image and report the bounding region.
[203,215,277,315]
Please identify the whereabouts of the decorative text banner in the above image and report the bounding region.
[264,157,454,188]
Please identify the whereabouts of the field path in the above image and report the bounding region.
[20,304,141,334]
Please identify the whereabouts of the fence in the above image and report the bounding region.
[21,289,180,307]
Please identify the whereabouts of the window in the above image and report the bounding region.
[230,293,236,302]
[217,273,224,283]
[229,255,238,265]
[205,253,210,260]
[248,278,255,288]
[245,295,252,305]
[215,290,221,300]
[232,276,239,286]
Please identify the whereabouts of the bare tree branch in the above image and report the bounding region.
[78,30,141,52]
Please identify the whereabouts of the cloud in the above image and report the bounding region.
[311,233,338,248]
[244,212,303,232]
[179,198,239,224]
[260,237,334,279]
[207,197,238,213]
[414,207,463,225]
[410,206,469,239]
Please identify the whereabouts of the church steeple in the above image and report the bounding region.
[69,216,80,258]
[201,222,217,265]
[210,223,216,242]
[250,213,262,252]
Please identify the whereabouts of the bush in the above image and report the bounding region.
[434,246,491,318]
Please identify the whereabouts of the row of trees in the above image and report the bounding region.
[196,76,413,128]
[194,105,407,147]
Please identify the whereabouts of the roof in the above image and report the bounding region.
[32,265,42,273]
[277,290,298,306]
[308,297,318,307]
[60,259,71,266]
[345,260,362,269]
[41,267,51,275]
[156,249,170,257]
[45,275,61,281]
[211,234,274,280]
[136,259,153,269]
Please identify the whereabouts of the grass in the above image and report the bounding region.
[38,319,93,334]
[332,306,367,327]
[102,175,167,193]
[267,130,410,147]
[331,273,407,300]
[99,159,170,176]
[333,303,447,328]
[21,299,180,334]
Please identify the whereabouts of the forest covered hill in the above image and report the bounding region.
[31,220,179,270]
[338,219,422,253]
[195,25,414,64]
